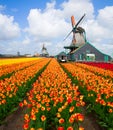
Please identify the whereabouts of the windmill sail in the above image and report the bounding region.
[71,15,76,44]
[63,14,85,41]
[72,14,85,32]
[71,15,76,28]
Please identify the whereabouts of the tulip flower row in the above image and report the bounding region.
[0,58,40,78]
[0,58,50,123]
[74,62,113,80]
[20,59,85,130]
[81,62,113,71]
[0,57,39,66]
[61,63,113,129]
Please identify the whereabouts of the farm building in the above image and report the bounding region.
[57,51,67,62]
[63,14,112,62]
[65,41,112,62]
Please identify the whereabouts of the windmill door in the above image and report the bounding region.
[104,55,108,62]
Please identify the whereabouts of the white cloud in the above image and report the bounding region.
[0,14,20,40]
[25,0,96,55]
[85,19,108,41]
[22,36,31,45]
[84,6,113,56]
[26,9,70,41]
[97,6,113,29]
[61,0,94,19]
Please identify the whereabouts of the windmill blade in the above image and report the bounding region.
[63,30,72,41]
[73,13,86,32]
[63,16,76,41]
[63,13,86,41]
[71,15,76,28]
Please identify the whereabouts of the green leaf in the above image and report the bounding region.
[54,117,59,123]
[98,121,108,128]
[108,128,113,130]
[10,107,18,113]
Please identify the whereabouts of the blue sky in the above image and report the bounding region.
[0,0,113,57]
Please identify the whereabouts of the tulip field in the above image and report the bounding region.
[81,62,113,71]
[0,58,113,130]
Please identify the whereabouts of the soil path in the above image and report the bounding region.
[0,106,106,130]
[0,107,24,130]
[81,107,106,130]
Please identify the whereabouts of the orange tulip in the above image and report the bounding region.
[69,117,74,124]
[23,123,29,130]
[69,106,75,113]
[67,126,74,130]
[37,128,43,130]
[41,115,46,121]
[59,118,65,124]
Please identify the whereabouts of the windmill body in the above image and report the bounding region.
[64,14,86,53]
[40,44,49,57]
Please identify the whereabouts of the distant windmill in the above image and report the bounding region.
[64,14,86,53]
[41,44,49,57]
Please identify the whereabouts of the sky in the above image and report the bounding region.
[0,0,113,57]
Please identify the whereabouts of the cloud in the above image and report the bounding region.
[61,0,94,19]
[26,0,95,41]
[22,36,31,45]
[25,0,96,55]
[84,6,113,56]
[0,5,6,11]
[26,9,70,42]
[0,14,20,40]
[97,6,113,29]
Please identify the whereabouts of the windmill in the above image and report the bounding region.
[64,14,86,53]
[41,44,49,57]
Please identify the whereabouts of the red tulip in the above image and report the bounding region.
[67,97,72,104]
[57,126,64,130]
